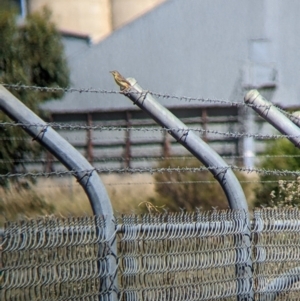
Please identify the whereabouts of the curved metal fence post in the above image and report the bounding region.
[244,90,300,147]
[0,85,117,301]
[121,78,253,301]
[245,89,300,301]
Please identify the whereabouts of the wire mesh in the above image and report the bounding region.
[2,209,300,300]
[117,210,248,301]
[0,215,116,301]
[252,209,300,301]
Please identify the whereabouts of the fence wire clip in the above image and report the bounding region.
[120,86,132,97]
[133,90,149,105]
[32,125,49,141]
[214,167,230,181]
[76,168,96,185]
[176,129,189,142]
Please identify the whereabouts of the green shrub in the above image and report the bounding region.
[253,139,300,207]
[148,158,253,211]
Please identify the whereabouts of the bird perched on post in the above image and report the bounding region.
[110,70,131,91]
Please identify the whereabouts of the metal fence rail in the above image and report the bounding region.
[2,209,300,301]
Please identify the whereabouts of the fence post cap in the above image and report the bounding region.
[244,89,260,104]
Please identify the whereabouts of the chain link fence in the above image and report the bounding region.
[1,209,300,300]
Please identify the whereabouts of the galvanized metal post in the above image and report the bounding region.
[244,90,300,147]
[122,78,253,301]
[0,85,117,301]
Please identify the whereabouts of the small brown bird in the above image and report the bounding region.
[110,70,131,91]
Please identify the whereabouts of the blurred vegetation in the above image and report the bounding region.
[0,188,55,224]
[268,177,300,208]
[0,2,70,188]
[148,158,255,211]
[0,175,155,226]
[253,139,300,208]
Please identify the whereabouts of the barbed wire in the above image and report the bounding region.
[1,83,119,95]
[0,83,246,107]
[1,84,300,181]
[1,153,300,165]
[2,83,298,115]
[103,179,292,186]
[223,154,300,159]
[1,121,300,140]
[1,165,300,179]
[16,180,290,191]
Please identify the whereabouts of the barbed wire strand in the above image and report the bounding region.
[1,153,300,165]
[106,179,293,185]
[2,83,299,118]
[1,122,300,140]
[0,180,279,195]
[27,179,293,190]
[1,84,300,181]
[0,83,251,108]
[1,165,300,179]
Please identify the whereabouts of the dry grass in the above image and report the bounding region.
[239,171,260,208]
[102,174,157,214]
[0,172,258,227]
[0,174,158,226]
